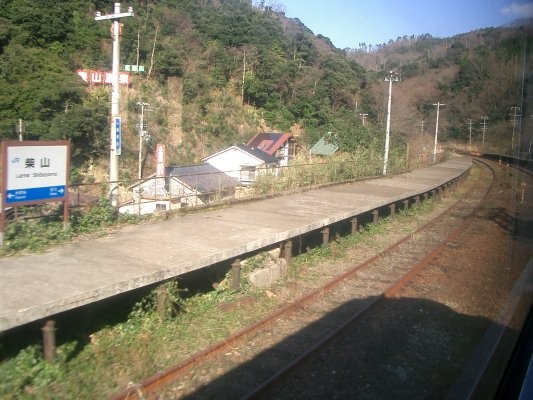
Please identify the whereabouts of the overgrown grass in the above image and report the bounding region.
[0,272,276,399]
[1,198,144,256]
[251,150,408,195]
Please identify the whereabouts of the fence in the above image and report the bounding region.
[4,151,446,221]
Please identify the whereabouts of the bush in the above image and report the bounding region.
[70,198,118,234]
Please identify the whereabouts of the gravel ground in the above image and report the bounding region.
[128,159,533,400]
[268,160,533,399]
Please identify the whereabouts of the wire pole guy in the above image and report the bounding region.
[432,102,445,162]
[95,3,134,205]
[383,71,399,175]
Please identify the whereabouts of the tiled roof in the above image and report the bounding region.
[247,132,292,156]
[166,164,238,193]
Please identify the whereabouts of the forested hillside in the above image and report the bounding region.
[0,0,530,181]
[348,27,532,154]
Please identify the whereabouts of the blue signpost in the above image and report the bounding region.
[114,117,121,156]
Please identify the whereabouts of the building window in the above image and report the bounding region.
[240,165,256,183]
[156,203,167,211]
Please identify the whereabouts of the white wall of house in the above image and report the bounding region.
[168,177,205,207]
[119,199,172,215]
[276,142,292,167]
[204,147,266,184]
[119,176,205,215]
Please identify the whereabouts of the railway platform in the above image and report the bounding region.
[0,156,472,333]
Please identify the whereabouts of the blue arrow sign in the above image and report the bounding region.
[5,186,66,204]
[115,117,121,155]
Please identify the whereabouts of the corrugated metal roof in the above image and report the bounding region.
[247,132,292,156]
[310,136,339,156]
[235,144,278,163]
[166,164,238,193]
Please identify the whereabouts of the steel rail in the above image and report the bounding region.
[110,164,480,400]
[240,159,494,400]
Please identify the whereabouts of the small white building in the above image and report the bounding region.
[119,164,239,215]
[203,144,278,185]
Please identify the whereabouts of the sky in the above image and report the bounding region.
[277,0,533,49]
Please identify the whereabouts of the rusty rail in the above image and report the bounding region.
[110,163,482,400]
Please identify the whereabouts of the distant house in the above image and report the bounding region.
[247,132,296,166]
[203,144,278,185]
[166,164,239,206]
[119,164,238,215]
[309,136,339,156]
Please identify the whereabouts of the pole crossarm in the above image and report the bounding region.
[95,7,134,21]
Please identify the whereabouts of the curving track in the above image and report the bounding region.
[111,158,533,400]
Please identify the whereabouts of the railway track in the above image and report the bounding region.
[111,158,531,399]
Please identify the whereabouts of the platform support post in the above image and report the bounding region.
[231,259,241,290]
[157,284,168,321]
[414,195,420,205]
[321,228,330,245]
[403,199,409,210]
[284,240,293,263]
[350,218,358,234]
[423,193,429,202]
[42,320,56,362]
[389,203,396,218]
[372,209,379,223]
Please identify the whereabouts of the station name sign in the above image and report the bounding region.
[2,141,70,206]
[76,69,131,86]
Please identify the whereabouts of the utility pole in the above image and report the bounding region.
[529,115,533,157]
[418,120,425,137]
[466,119,474,146]
[16,118,24,141]
[510,106,521,153]
[432,102,445,162]
[481,116,488,146]
[95,3,134,205]
[241,46,246,107]
[383,71,399,175]
[359,113,368,126]
[136,102,150,179]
